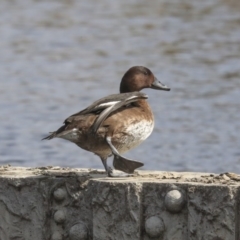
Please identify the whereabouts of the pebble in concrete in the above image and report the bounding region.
[164,189,185,213]
[54,210,66,224]
[69,223,88,240]
[145,216,165,238]
[53,188,67,202]
[51,231,62,240]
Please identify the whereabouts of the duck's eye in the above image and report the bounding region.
[144,71,148,75]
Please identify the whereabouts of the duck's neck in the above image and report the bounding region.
[136,99,154,120]
[137,99,150,108]
[120,82,142,93]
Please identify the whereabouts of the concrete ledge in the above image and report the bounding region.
[1,166,240,240]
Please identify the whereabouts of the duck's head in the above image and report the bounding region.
[120,66,170,93]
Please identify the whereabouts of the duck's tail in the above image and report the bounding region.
[42,132,56,140]
[42,125,68,140]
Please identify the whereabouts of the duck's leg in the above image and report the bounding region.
[100,157,108,172]
[106,137,144,174]
[101,157,113,177]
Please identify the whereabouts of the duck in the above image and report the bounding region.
[42,66,170,177]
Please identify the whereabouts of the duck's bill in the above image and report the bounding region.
[151,77,170,91]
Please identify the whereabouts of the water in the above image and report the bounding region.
[0,0,240,173]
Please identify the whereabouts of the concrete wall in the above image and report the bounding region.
[0,166,239,240]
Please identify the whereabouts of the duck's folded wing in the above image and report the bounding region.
[92,92,148,133]
[64,92,148,125]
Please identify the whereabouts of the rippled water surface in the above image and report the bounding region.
[1,0,240,173]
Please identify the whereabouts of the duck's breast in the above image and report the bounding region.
[114,119,154,153]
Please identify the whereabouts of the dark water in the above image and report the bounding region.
[0,0,240,173]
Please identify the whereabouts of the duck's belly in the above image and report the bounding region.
[114,120,154,153]
[57,120,154,157]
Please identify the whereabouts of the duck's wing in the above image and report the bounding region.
[64,92,148,124]
[43,92,148,140]
[92,92,148,133]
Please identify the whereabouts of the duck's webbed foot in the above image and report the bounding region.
[106,136,144,174]
[107,167,134,177]
[113,155,143,174]
[101,157,134,177]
